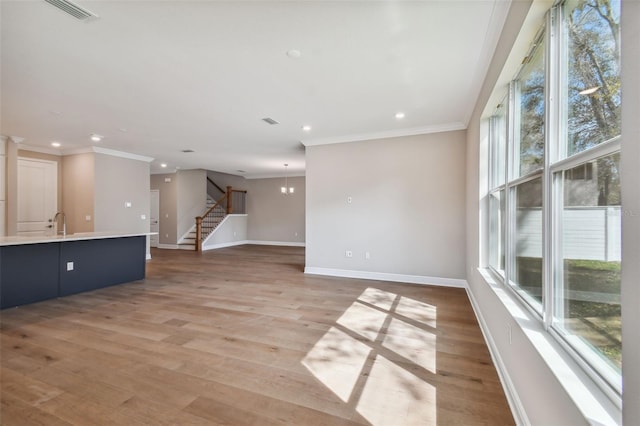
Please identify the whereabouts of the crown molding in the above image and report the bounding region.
[300,122,467,147]
[17,143,62,156]
[62,146,154,162]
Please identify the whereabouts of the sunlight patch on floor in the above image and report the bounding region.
[383,318,436,373]
[357,355,436,425]
[302,287,438,425]
[301,327,371,402]
[396,296,437,328]
[336,301,387,341]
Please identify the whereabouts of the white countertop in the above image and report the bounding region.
[0,232,155,247]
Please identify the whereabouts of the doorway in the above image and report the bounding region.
[17,158,58,236]
[150,189,159,247]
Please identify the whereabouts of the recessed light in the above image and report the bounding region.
[395,112,405,119]
[51,142,61,147]
[160,163,167,168]
[90,134,103,142]
[286,49,301,59]
[302,125,312,132]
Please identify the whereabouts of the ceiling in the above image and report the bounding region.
[1,0,510,177]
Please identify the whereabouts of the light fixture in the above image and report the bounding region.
[302,125,312,132]
[579,86,601,95]
[160,163,167,168]
[90,133,103,142]
[51,141,61,147]
[395,112,405,119]
[281,164,294,195]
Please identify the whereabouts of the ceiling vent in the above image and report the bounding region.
[262,117,280,125]
[181,149,195,153]
[44,0,99,21]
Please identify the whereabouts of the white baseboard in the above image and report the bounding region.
[303,267,467,288]
[246,240,306,247]
[465,286,529,426]
[157,243,180,249]
[146,253,152,260]
[202,240,249,251]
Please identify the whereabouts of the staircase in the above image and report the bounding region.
[177,197,225,250]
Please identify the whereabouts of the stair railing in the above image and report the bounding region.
[195,186,247,251]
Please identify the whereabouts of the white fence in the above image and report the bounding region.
[517,206,621,261]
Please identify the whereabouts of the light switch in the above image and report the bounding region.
[85,215,91,221]
[125,202,132,208]
[164,177,171,183]
[67,262,74,271]
[140,214,146,220]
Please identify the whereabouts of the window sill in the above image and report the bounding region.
[472,267,621,425]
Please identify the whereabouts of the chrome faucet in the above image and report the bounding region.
[53,211,66,237]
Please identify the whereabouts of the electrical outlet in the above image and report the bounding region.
[365,251,370,260]
[347,196,353,204]
[345,250,353,258]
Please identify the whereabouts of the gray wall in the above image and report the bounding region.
[150,173,177,245]
[176,169,206,240]
[208,169,306,245]
[621,0,640,422]
[306,132,466,279]
[94,153,150,234]
[246,176,305,243]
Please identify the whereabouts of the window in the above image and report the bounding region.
[486,0,621,395]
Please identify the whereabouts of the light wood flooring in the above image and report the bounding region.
[1,245,514,425]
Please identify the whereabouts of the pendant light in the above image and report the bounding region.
[281,164,294,195]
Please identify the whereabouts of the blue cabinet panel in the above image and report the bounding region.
[59,236,146,296]
[0,243,60,309]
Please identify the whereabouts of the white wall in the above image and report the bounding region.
[620,0,640,422]
[202,214,248,250]
[176,169,206,239]
[94,153,150,234]
[306,132,466,281]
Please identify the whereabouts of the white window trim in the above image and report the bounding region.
[483,0,623,416]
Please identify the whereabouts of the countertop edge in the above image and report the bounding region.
[0,232,156,247]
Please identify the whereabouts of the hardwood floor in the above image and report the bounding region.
[0,245,514,425]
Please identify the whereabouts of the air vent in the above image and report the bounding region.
[181,149,195,153]
[44,0,98,21]
[262,117,280,125]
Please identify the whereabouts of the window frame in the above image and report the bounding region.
[485,0,622,401]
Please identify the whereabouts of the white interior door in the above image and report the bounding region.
[150,189,159,247]
[17,158,58,236]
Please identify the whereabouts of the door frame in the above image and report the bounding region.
[17,157,58,236]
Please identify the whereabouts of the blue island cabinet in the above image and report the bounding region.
[0,235,147,309]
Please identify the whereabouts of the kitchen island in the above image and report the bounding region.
[0,232,149,309]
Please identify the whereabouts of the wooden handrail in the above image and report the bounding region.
[195,192,228,251]
[195,186,247,251]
